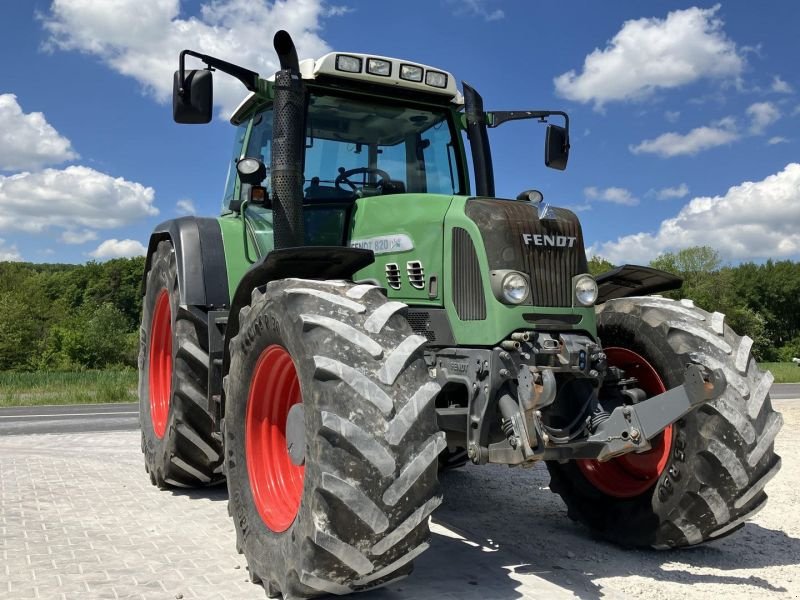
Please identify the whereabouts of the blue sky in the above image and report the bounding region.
[0,1,798,265]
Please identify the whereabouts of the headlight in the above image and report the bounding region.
[366,58,391,77]
[237,158,261,176]
[425,70,448,88]
[400,64,423,82]
[575,275,598,306]
[502,272,529,304]
[335,54,362,73]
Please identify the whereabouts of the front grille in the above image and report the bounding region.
[452,227,486,320]
[407,261,425,289]
[385,263,401,289]
[406,310,436,342]
[465,199,588,307]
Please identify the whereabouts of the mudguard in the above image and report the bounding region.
[221,246,375,378]
[143,217,230,308]
[595,264,682,304]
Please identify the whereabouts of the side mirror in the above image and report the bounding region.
[545,124,570,171]
[173,69,213,124]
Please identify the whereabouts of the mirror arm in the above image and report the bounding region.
[489,110,569,132]
[178,50,259,96]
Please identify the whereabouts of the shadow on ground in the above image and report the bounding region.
[166,463,799,599]
[435,465,800,599]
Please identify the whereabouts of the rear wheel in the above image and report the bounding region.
[547,296,783,548]
[139,240,224,488]
[224,279,444,598]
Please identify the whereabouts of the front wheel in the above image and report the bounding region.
[138,240,223,488]
[546,296,783,548]
[224,279,444,598]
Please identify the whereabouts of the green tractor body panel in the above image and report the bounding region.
[218,191,597,347]
[218,213,255,300]
[441,196,596,346]
[350,193,454,307]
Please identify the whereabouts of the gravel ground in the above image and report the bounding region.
[0,400,796,599]
[435,398,800,599]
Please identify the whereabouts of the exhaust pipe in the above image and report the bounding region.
[271,30,305,248]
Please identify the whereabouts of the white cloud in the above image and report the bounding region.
[0,94,78,171]
[0,166,157,233]
[448,0,504,21]
[322,5,353,17]
[89,238,147,259]
[630,117,738,157]
[768,136,789,145]
[0,238,22,262]
[593,163,800,264]
[654,183,690,200]
[771,75,793,94]
[60,229,98,244]
[746,101,780,134]
[553,5,743,109]
[664,110,681,123]
[176,198,196,215]
[584,186,639,206]
[42,0,338,118]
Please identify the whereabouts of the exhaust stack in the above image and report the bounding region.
[270,30,305,248]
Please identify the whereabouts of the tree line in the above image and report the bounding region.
[589,246,800,361]
[0,246,797,371]
[0,258,144,371]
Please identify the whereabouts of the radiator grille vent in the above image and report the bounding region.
[407,261,425,289]
[465,199,588,308]
[385,263,401,289]
[452,227,486,321]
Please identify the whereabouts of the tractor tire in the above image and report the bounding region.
[223,279,444,599]
[138,240,224,488]
[546,296,783,548]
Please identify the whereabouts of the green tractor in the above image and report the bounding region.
[139,31,782,598]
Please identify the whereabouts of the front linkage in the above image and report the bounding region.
[430,331,726,467]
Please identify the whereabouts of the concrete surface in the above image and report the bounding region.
[0,400,798,599]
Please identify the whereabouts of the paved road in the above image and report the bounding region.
[771,383,800,400]
[0,402,138,436]
[1,383,797,437]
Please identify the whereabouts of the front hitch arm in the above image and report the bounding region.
[542,363,726,462]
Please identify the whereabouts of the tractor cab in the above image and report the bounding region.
[225,85,466,252]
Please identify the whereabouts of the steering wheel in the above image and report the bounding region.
[335,167,391,194]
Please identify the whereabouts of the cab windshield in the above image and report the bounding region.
[243,93,464,202]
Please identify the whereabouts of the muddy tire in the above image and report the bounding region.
[547,296,783,548]
[138,240,224,488]
[223,279,443,598]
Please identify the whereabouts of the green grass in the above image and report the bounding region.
[0,370,138,407]
[760,362,800,384]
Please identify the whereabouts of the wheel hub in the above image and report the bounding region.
[245,345,305,532]
[148,289,172,439]
[577,347,673,498]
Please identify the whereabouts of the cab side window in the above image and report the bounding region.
[222,120,250,210]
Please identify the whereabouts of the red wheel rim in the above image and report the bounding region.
[246,345,305,532]
[148,289,172,439]
[577,347,673,498]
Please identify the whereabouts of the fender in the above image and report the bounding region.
[595,264,682,304]
[221,246,375,380]
[143,217,230,308]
